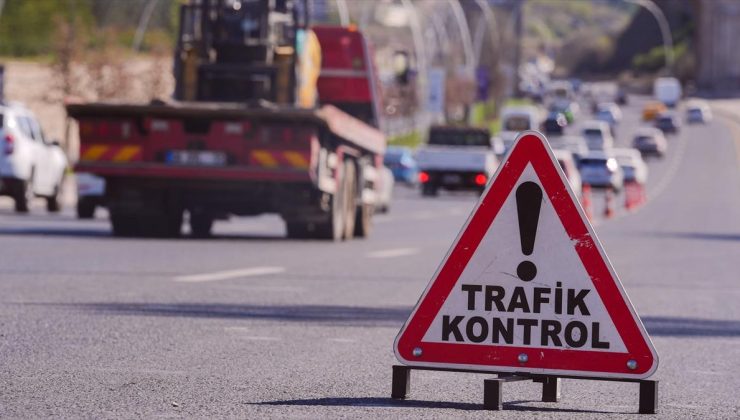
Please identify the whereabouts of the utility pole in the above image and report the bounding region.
[513,0,524,98]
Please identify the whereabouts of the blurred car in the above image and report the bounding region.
[642,101,667,121]
[76,172,105,219]
[550,100,579,124]
[383,146,418,184]
[376,166,394,213]
[581,120,614,151]
[616,88,628,105]
[613,148,648,185]
[499,105,544,153]
[632,127,667,157]
[548,135,589,163]
[490,135,506,157]
[595,103,622,136]
[686,100,712,123]
[579,151,623,191]
[654,112,681,134]
[543,111,568,135]
[553,149,582,198]
[654,76,682,108]
[0,102,68,213]
[597,102,623,121]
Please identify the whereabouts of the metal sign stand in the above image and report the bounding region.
[391,365,658,414]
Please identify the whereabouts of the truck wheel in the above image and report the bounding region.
[421,183,438,197]
[285,221,310,239]
[354,202,373,238]
[342,160,357,240]
[190,211,214,238]
[110,211,139,237]
[77,197,96,219]
[159,207,184,238]
[314,163,347,241]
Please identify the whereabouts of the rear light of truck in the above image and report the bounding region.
[419,171,430,183]
[4,134,14,155]
[80,120,132,140]
[474,173,487,186]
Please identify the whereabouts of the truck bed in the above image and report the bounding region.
[67,101,385,155]
[415,146,497,173]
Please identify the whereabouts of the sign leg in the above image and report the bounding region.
[638,380,658,414]
[541,376,561,402]
[483,378,503,410]
[391,365,410,399]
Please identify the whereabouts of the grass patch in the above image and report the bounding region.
[388,131,422,148]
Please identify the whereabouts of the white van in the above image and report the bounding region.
[653,77,682,108]
[499,105,542,153]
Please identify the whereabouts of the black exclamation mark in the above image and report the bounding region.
[515,181,543,282]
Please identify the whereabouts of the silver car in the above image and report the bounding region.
[578,151,623,191]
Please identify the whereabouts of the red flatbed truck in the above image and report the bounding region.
[67,0,386,240]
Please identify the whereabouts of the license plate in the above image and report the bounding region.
[443,174,462,184]
[166,150,226,166]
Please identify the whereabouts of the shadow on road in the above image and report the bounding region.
[643,231,740,242]
[0,227,297,242]
[0,227,110,238]
[33,302,740,337]
[254,397,619,414]
[41,302,412,327]
[642,316,740,337]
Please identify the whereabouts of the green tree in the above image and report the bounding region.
[0,0,94,57]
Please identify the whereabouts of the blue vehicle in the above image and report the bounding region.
[384,146,418,184]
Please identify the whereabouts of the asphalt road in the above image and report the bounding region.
[1,98,739,418]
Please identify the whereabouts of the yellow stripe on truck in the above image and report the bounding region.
[251,150,279,168]
[81,145,108,161]
[112,146,141,162]
[282,151,309,169]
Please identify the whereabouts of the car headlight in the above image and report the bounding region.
[606,158,618,172]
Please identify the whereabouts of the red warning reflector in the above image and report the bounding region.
[394,131,658,379]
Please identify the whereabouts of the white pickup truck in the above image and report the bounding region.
[415,126,499,196]
[0,102,68,212]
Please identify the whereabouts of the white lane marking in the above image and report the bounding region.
[239,336,280,341]
[366,247,420,259]
[328,338,356,343]
[173,266,285,283]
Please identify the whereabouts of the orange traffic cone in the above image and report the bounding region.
[581,183,593,221]
[624,182,637,210]
[604,187,615,218]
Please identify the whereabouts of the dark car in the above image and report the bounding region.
[653,112,680,134]
[543,112,568,135]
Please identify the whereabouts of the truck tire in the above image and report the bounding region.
[285,221,310,239]
[354,202,373,238]
[342,159,357,240]
[314,162,347,241]
[77,197,97,219]
[154,207,184,238]
[190,211,214,238]
[110,211,139,237]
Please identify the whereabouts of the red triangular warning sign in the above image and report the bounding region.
[394,131,658,379]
